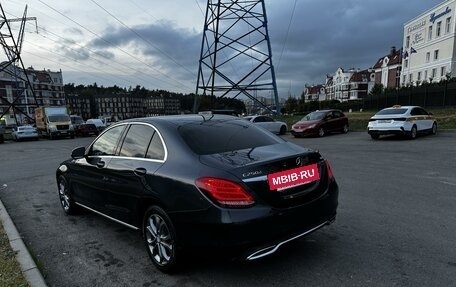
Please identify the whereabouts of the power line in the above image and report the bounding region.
[36,0,192,91]
[276,0,298,71]
[89,0,195,76]
[6,11,190,92]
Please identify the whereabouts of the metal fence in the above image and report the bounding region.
[362,82,456,110]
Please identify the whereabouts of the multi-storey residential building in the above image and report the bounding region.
[303,85,326,101]
[349,69,376,99]
[0,65,65,122]
[402,0,456,85]
[67,93,180,120]
[373,47,402,89]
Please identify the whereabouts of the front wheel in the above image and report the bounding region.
[57,175,78,215]
[431,122,437,135]
[342,124,349,133]
[143,206,179,273]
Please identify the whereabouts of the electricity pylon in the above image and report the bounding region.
[194,0,280,114]
[0,4,38,123]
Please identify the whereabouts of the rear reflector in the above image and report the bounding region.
[196,177,254,208]
[325,160,335,182]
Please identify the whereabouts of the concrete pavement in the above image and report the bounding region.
[0,184,47,287]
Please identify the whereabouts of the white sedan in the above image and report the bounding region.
[367,105,437,140]
[12,125,39,141]
[244,115,288,135]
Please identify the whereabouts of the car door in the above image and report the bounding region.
[70,124,127,211]
[417,107,433,131]
[102,123,166,225]
[324,111,338,132]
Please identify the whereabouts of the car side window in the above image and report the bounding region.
[410,108,419,116]
[119,124,154,158]
[90,125,125,156]
[254,117,263,123]
[264,116,273,122]
[417,108,428,115]
[146,132,166,160]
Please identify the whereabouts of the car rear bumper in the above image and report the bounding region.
[170,180,338,255]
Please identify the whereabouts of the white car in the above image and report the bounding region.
[367,105,437,140]
[244,115,287,135]
[85,119,106,132]
[12,125,39,141]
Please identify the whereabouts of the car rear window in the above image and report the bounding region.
[178,119,283,155]
[376,108,408,115]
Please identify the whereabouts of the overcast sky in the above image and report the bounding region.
[3,0,444,98]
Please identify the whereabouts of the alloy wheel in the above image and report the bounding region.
[145,213,175,267]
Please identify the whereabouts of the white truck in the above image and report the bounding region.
[35,106,75,139]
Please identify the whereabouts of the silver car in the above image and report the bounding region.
[367,105,437,140]
[244,115,287,135]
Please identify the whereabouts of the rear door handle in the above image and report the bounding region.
[96,160,105,168]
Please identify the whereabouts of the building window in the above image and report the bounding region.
[404,59,408,68]
[437,21,442,37]
[441,66,446,77]
[428,25,433,40]
[432,68,437,78]
[426,52,430,63]
[406,36,410,48]
[434,50,439,60]
[446,17,451,34]
[409,73,413,83]
[424,70,428,81]
[403,75,407,83]
[417,71,422,81]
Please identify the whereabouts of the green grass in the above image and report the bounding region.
[276,107,456,131]
[0,222,30,287]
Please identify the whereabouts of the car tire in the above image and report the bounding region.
[431,122,437,135]
[318,127,325,137]
[279,125,287,135]
[143,206,179,273]
[410,125,417,140]
[57,175,78,215]
[370,133,379,140]
[343,124,349,133]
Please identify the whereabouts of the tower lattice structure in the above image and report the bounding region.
[0,4,38,123]
[194,0,280,114]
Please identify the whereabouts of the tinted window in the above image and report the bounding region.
[412,108,428,116]
[146,133,165,160]
[333,111,344,118]
[90,125,125,156]
[119,124,154,158]
[179,119,282,155]
[376,108,408,115]
[301,111,326,121]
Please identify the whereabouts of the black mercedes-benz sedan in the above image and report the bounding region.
[56,114,338,272]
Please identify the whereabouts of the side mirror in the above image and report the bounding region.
[71,146,86,159]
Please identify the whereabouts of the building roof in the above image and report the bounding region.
[350,69,373,82]
[373,47,402,69]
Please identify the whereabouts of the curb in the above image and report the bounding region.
[0,197,47,287]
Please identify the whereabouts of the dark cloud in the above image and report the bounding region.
[74,0,443,97]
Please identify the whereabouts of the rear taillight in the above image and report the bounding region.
[196,177,255,208]
[325,160,335,182]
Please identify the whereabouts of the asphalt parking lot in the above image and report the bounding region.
[0,131,455,287]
